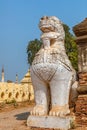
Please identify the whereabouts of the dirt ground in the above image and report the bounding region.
[0,102,87,130]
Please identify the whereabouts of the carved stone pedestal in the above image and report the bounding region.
[27,115,73,130]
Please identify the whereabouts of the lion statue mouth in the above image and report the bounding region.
[39,16,61,33]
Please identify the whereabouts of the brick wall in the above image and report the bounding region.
[75,95,87,126]
[79,72,87,86]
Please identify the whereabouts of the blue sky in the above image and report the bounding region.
[0,0,87,82]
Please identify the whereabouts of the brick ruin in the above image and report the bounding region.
[73,18,87,127]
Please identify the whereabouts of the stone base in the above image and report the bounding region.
[27,115,73,130]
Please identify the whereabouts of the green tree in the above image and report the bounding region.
[27,24,78,70]
[63,24,78,71]
[26,39,42,65]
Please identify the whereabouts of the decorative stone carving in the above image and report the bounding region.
[27,16,77,129]
[31,16,77,116]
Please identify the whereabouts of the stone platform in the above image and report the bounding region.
[27,115,73,130]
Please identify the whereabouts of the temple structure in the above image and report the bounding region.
[73,18,87,127]
[20,69,34,101]
[0,69,34,103]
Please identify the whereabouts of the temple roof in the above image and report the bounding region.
[73,18,87,37]
[20,69,31,84]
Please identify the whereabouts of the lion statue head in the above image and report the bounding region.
[39,16,65,41]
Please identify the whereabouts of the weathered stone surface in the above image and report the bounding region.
[73,18,87,73]
[73,18,87,128]
[77,72,87,94]
[77,86,87,94]
[77,46,87,72]
[75,95,87,127]
[27,115,73,130]
[73,18,87,37]
[76,35,87,43]
[27,16,77,129]
[30,16,77,118]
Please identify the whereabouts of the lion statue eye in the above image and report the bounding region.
[41,17,44,20]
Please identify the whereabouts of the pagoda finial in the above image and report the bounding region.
[15,74,18,83]
[1,66,4,82]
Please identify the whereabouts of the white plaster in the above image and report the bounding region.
[30,16,77,117]
[27,115,73,130]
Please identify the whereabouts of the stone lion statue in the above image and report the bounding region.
[30,16,78,117]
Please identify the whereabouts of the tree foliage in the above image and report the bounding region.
[26,39,42,65]
[63,24,78,71]
[27,24,78,71]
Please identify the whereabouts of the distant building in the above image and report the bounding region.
[0,69,34,103]
[20,69,34,101]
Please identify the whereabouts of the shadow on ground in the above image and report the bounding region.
[15,112,30,120]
